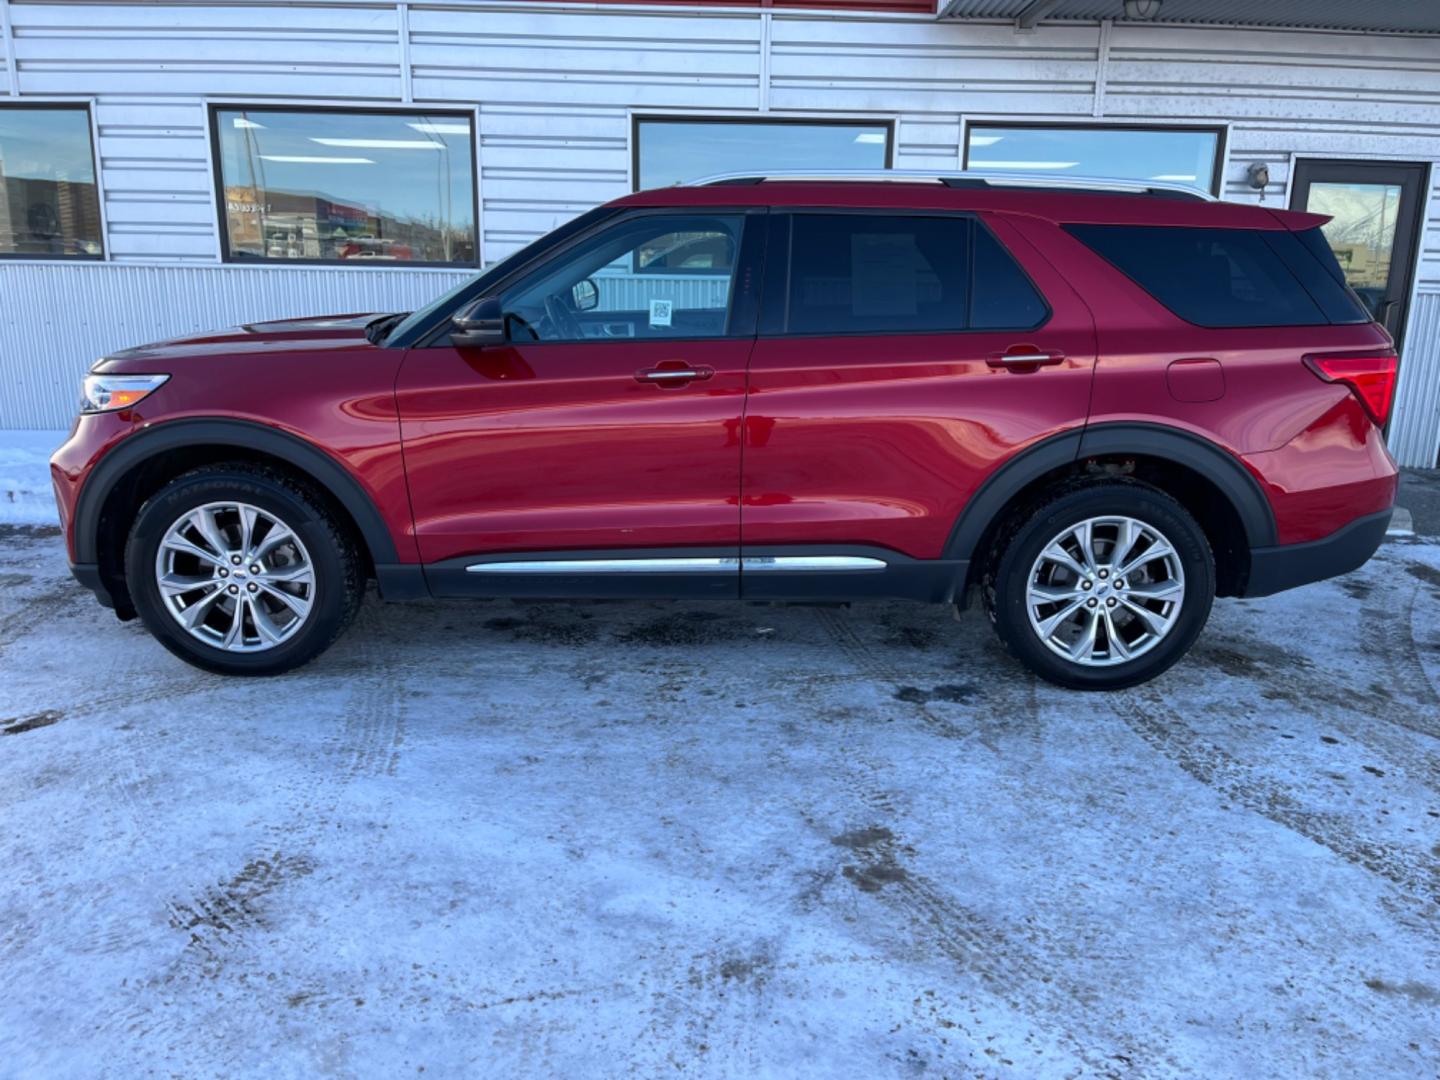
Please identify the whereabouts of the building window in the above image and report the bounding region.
[0,105,103,259]
[963,123,1224,196]
[634,117,893,191]
[212,107,477,265]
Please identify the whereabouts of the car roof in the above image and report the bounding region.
[613,181,1328,231]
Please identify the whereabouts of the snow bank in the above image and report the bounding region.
[0,430,66,525]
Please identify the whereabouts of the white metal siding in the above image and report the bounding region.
[1,2,1438,466]
[2,263,470,425]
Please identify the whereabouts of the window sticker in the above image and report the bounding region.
[649,298,674,328]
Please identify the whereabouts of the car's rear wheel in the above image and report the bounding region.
[125,464,363,675]
[985,479,1215,690]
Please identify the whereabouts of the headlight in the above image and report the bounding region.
[81,373,169,413]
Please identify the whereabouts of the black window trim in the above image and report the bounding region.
[0,99,106,262]
[206,102,482,269]
[413,206,770,349]
[630,113,897,193]
[757,207,1053,340]
[962,119,1229,199]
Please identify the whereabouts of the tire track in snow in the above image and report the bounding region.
[1115,681,1440,909]
[806,608,1169,1076]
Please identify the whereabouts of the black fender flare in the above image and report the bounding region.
[943,422,1277,564]
[74,418,403,567]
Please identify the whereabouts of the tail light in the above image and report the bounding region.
[1303,352,1398,426]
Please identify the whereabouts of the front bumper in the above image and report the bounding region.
[1242,508,1392,598]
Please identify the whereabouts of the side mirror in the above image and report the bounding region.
[572,278,599,312]
[451,295,506,347]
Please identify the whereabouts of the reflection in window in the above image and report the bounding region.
[635,119,890,190]
[1305,182,1401,313]
[0,107,103,258]
[214,109,477,264]
[965,124,1221,195]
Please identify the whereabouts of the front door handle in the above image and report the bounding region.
[636,364,714,384]
[987,348,1064,371]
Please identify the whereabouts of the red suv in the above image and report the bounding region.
[51,172,1399,688]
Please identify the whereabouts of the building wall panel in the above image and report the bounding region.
[2,2,1439,461]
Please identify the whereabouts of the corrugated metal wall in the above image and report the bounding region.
[1,2,1438,465]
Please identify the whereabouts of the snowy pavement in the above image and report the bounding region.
[1,438,1439,1078]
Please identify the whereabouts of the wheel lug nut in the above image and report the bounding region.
[218,568,228,578]
[1106,597,1116,607]
[227,584,239,595]
[1087,598,1097,608]
[1099,569,1109,579]
[231,555,242,565]
[1081,580,1092,590]
[250,565,261,575]
[247,582,258,593]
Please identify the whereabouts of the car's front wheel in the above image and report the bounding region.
[985,479,1215,690]
[125,464,363,675]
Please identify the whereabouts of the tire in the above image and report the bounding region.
[125,463,364,676]
[984,478,1215,690]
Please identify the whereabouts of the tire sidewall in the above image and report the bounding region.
[125,470,351,675]
[992,482,1215,690]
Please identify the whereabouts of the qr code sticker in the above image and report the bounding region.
[649,299,674,328]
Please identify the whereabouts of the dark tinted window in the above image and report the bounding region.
[1267,229,1370,325]
[1294,226,1346,284]
[786,214,970,335]
[1066,224,1341,327]
[971,224,1048,329]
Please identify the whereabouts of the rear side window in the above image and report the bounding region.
[1065,224,1369,328]
[781,214,1047,335]
[971,224,1048,330]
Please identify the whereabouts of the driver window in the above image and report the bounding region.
[500,214,744,342]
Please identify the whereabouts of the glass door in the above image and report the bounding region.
[1290,159,1428,353]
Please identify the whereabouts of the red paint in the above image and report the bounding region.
[741,213,1098,559]
[394,339,750,563]
[54,181,1398,584]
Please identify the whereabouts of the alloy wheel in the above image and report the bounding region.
[1025,515,1185,667]
[153,501,316,653]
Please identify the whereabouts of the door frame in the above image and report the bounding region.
[1288,157,1430,354]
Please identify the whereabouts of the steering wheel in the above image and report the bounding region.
[543,291,585,341]
[505,311,541,342]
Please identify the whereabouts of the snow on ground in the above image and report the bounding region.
[0,430,64,525]
[0,517,1437,1078]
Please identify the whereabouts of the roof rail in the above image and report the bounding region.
[681,168,1218,202]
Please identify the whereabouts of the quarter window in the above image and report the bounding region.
[0,106,103,259]
[500,214,746,342]
[1066,224,1369,328]
[212,108,477,265]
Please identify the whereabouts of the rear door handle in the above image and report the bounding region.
[987,349,1064,370]
[636,364,714,384]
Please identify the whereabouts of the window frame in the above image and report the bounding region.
[494,209,762,345]
[206,102,482,269]
[1063,222,1359,330]
[0,100,106,262]
[630,113,897,192]
[757,208,1052,339]
[409,206,769,349]
[961,119,1230,198]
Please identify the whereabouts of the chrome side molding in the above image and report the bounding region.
[465,555,887,574]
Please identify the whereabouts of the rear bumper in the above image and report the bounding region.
[1242,508,1392,598]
